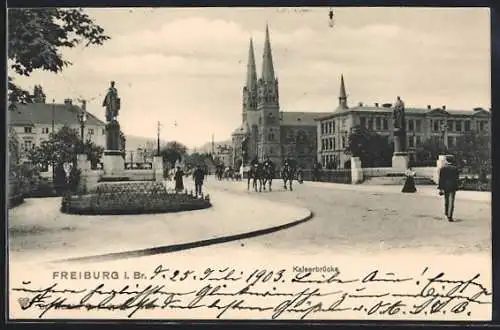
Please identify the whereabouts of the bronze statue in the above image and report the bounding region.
[392,96,407,153]
[393,96,405,130]
[102,81,121,122]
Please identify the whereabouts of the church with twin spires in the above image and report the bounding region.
[231,24,329,169]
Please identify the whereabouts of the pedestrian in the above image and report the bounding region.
[297,166,304,184]
[174,166,184,193]
[402,167,417,193]
[438,155,460,222]
[193,165,205,197]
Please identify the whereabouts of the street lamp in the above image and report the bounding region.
[77,110,88,153]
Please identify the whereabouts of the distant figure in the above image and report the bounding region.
[401,167,416,193]
[438,156,460,222]
[174,166,185,192]
[297,166,304,184]
[193,165,205,197]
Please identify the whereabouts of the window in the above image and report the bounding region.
[360,117,366,128]
[408,120,414,131]
[102,129,105,135]
[375,117,381,130]
[433,120,439,132]
[321,123,325,135]
[367,118,373,130]
[415,120,422,132]
[24,127,32,133]
[328,138,333,150]
[41,127,50,134]
[333,137,336,150]
[464,121,471,131]
[383,118,388,130]
[332,121,336,133]
[416,135,422,147]
[455,120,462,132]
[23,140,33,151]
[342,136,346,148]
[408,136,414,148]
[447,136,454,148]
[321,139,325,151]
[447,120,453,132]
[88,128,95,135]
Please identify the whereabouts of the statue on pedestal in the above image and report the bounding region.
[102,81,122,151]
[103,81,121,122]
[392,96,407,153]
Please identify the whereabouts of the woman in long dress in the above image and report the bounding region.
[174,166,185,192]
[402,167,417,193]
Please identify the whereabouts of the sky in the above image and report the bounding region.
[10,7,491,149]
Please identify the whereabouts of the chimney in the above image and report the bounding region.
[427,105,431,109]
[358,102,363,107]
[374,102,379,108]
[442,105,446,110]
[64,99,72,105]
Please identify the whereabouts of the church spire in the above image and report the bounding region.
[246,37,257,91]
[261,23,276,83]
[338,74,348,109]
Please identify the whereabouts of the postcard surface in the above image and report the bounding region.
[7,7,491,321]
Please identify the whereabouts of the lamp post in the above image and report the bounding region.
[157,121,161,156]
[77,110,88,153]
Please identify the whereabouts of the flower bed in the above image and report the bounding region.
[61,181,211,215]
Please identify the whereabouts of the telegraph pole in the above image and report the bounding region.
[51,99,55,180]
[157,121,161,156]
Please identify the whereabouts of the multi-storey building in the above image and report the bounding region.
[231,25,328,169]
[9,98,107,162]
[317,76,491,168]
[215,144,233,167]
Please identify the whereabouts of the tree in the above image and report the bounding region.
[454,131,491,180]
[27,125,104,169]
[160,141,188,167]
[415,137,445,166]
[8,8,109,108]
[345,126,393,167]
[120,130,126,157]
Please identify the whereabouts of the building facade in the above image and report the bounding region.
[317,77,491,168]
[9,98,107,162]
[231,25,328,169]
[215,144,233,167]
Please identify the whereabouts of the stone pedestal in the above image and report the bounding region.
[153,156,163,182]
[103,150,125,178]
[350,157,363,184]
[106,120,121,150]
[76,154,91,192]
[392,152,409,171]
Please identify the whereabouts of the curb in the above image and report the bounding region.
[53,210,314,264]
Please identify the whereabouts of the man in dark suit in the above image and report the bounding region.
[193,165,205,197]
[438,155,460,222]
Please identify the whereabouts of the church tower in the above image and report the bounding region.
[337,74,348,110]
[256,24,281,163]
[242,38,258,123]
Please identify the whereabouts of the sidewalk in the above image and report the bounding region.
[301,180,490,203]
[9,188,311,264]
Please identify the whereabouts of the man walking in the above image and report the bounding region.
[193,165,205,197]
[438,155,460,222]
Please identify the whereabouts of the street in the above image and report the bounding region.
[203,177,491,256]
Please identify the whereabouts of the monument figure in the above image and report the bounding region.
[101,81,125,177]
[392,96,409,170]
[392,96,406,152]
[102,81,122,152]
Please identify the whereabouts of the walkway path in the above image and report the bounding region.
[9,189,311,264]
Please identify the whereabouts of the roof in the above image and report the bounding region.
[280,112,329,126]
[8,102,106,127]
[316,106,490,121]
